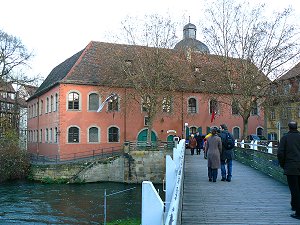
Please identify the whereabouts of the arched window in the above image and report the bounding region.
[50,95,53,112]
[68,126,79,143]
[55,93,58,112]
[257,127,263,136]
[209,99,218,114]
[89,127,99,143]
[189,126,197,135]
[108,96,119,111]
[231,100,239,115]
[162,96,172,113]
[88,93,99,111]
[40,100,43,115]
[68,92,79,110]
[233,127,240,140]
[188,98,197,113]
[108,127,119,142]
[46,97,49,113]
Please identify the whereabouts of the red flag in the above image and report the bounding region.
[211,110,216,123]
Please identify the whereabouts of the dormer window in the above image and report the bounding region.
[125,60,132,66]
[284,83,291,94]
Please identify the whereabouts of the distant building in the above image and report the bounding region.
[17,84,38,150]
[0,80,37,149]
[27,23,264,160]
[0,80,18,136]
[266,62,300,140]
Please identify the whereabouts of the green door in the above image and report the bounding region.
[197,127,202,135]
[185,127,190,139]
[137,129,157,142]
[167,135,175,142]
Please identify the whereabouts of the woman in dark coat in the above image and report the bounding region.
[207,127,222,182]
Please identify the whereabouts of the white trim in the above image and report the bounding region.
[87,91,101,112]
[87,125,101,143]
[107,125,120,143]
[66,90,82,111]
[66,125,81,143]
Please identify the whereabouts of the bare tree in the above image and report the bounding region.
[107,14,191,144]
[199,0,300,138]
[0,29,34,82]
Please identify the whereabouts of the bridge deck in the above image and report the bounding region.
[181,150,298,224]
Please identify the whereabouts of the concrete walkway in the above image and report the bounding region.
[181,149,299,224]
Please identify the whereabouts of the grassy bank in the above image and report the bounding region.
[107,218,140,225]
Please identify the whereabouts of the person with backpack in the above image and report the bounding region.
[219,124,235,182]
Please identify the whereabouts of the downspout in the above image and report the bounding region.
[181,91,184,138]
[124,87,127,141]
[37,96,40,154]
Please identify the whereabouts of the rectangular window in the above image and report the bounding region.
[40,129,42,143]
[50,96,53,112]
[232,101,239,115]
[50,128,53,143]
[162,97,172,113]
[55,127,58,143]
[144,117,149,126]
[46,98,49,113]
[46,128,49,142]
[55,94,58,112]
[270,109,276,120]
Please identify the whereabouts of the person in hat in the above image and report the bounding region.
[277,121,300,220]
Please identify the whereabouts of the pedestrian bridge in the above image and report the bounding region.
[142,140,299,225]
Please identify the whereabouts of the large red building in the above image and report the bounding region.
[27,23,264,160]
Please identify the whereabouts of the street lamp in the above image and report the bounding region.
[97,93,118,112]
[184,122,188,140]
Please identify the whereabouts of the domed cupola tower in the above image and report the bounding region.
[174,22,210,54]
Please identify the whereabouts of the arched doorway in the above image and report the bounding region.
[257,127,263,136]
[167,134,175,142]
[137,129,157,142]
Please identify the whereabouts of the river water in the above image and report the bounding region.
[0,180,163,225]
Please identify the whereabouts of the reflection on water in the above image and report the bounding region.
[0,180,163,225]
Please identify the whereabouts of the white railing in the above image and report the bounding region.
[236,140,275,154]
[142,139,185,225]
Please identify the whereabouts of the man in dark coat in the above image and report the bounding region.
[277,121,300,220]
[195,132,203,155]
[219,124,234,182]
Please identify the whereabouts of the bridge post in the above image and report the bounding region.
[141,181,164,225]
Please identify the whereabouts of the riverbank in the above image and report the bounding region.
[29,150,171,184]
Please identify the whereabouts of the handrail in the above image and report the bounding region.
[141,139,185,225]
[164,140,185,225]
[235,140,278,154]
[30,146,123,164]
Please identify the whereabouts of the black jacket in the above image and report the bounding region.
[219,130,234,160]
[277,130,300,175]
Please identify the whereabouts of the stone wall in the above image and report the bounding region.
[234,147,287,184]
[30,150,171,184]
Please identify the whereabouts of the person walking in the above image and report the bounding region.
[206,127,222,182]
[189,134,197,155]
[195,132,203,155]
[277,121,300,220]
[219,124,235,182]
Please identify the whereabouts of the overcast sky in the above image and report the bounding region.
[1,0,300,82]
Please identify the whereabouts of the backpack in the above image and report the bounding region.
[223,132,235,150]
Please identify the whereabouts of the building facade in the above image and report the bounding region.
[27,23,265,160]
[266,61,300,140]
